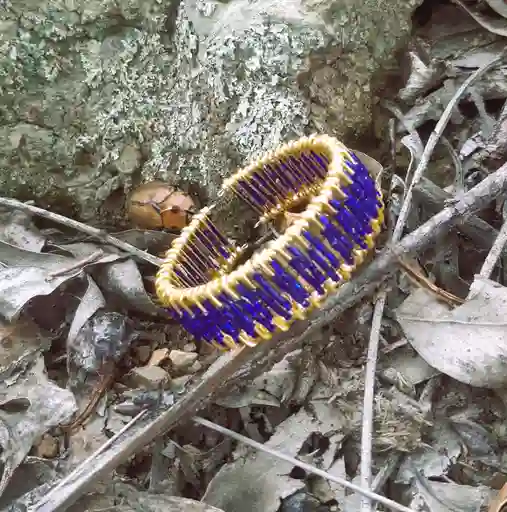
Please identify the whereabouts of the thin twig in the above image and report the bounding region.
[479,219,507,279]
[392,51,506,242]
[441,136,465,193]
[192,417,416,512]
[397,258,464,306]
[371,452,403,492]
[0,197,163,267]
[358,53,505,512]
[413,177,505,254]
[359,290,387,512]
[27,164,507,512]
[48,250,104,279]
[59,373,115,433]
[37,410,148,507]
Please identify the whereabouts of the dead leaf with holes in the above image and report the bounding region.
[202,405,346,512]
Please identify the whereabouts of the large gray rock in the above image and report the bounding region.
[0,0,421,220]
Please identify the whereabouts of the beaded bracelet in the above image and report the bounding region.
[155,135,384,350]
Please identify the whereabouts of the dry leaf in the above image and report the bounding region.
[396,276,507,388]
[453,0,507,36]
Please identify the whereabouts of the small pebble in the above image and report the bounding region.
[129,365,171,390]
[34,434,59,459]
[147,348,170,367]
[171,375,191,392]
[188,360,202,374]
[183,342,197,352]
[169,349,198,371]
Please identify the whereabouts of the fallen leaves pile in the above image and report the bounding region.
[2,2,507,512]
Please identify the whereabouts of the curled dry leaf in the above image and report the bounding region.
[485,0,507,18]
[0,210,45,252]
[0,357,76,498]
[0,242,86,321]
[95,258,161,316]
[453,0,507,36]
[66,276,106,345]
[396,276,507,388]
[127,181,195,231]
[411,475,494,512]
[399,52,447,104]
[0,317,51,383]
[489,482,507,512]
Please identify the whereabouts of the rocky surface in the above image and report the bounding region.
[0,0,422,220]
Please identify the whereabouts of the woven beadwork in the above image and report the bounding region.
[156,135,384,350]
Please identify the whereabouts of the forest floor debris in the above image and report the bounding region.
[2,1,507,512]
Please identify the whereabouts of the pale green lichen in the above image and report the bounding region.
[0,0,421,219]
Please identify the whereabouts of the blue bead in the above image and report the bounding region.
[270,261,310,307]
[237,180,267,209]
[206,222,229,247]
[262,165,290,195]
[329,199,369,234]
[297,154,324,180]
[344,195,373,226]
[347,156,367,175]
[252,172,281,201]
[345,180,378,219]
[302,230,340,268]
[266,163,294,192]
[308,151,328,173]
[281,159,308,187]
[296,154,318,180]
[195,230,215,253]
[201,227,230,259]
[278,161,303,192]
[320,215,355,264]
[185,303,226,346]
[343,175,375,203]
[251,274,293,320]
[180,308,204,341]
[347,171,378,207]
[331,204,368,249]
[234,284,278,329]
[305,245,340,282]
[218,293,257,338]
[203,298,240,342]
[286,246,326,294]
[165,308,178,320]
[197,302,224,343]
[249,173,277,207]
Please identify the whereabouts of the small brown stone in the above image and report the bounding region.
[171,375,192,392]
[169,349,198,371]
[34,434,59,459]
[187,360,202,374]
[147,348,170,367]
[129,365,171,390]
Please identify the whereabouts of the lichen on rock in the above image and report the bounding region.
[0,0,421,220]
